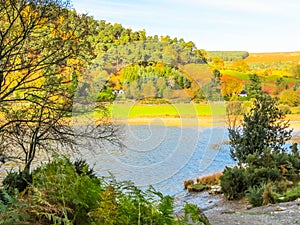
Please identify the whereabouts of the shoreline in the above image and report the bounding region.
[112,116,226,127]
[111,115,300,132]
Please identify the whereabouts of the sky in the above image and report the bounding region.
[71,0,300,53]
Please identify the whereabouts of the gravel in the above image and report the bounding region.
[202,194,300,225]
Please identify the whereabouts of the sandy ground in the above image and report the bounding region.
[113,116,226,127]
[112,115,300,132]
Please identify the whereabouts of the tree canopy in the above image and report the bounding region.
[0,0,117,171]
[228,94,292,165]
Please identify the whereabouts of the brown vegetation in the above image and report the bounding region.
[245,52,300,63]
[196,172,222,186]
[183,179,194,189]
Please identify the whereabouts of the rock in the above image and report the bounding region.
[221,210,235,214]
[209,185,222,195]
[275,206,286,211]
[246,204,253,210]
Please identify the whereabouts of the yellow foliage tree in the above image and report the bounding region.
[231,60,250,72]
[210,56,224,70]
[279,89,300,107]
[221,75,243,98]
[0,0,116,172]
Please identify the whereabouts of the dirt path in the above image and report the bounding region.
[202,193,300,225]
[175,191,300,225]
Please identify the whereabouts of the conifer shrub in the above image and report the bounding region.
[2,170,32,195]
[220,166,248,200]
[246,184,264,207]
[251,167,281,185]
[246,182,275,207]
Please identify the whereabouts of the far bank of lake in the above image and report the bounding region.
[112,114,300,130]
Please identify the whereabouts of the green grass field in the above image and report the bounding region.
[261,76,299,83]
[109,103,226,118]
[220,69,299,84]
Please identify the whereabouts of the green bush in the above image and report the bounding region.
[2,170,32,195]
[246,184,264,207]
[273,152,300,182]
[26,156,103,224]
[220,167,248,200]
[0,188,29,225]
[72,158,97,179]
[246,183,275,207]
[253,167,281,184]
[97,87,116,102]
[278,104,291,114]
[1,155,208,224]
[179,203,211,225]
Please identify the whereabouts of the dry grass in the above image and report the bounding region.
[291,135,300,144]
[183,179,194,189]
[245,52,300,63]
[196,172,222,186]
[181,63,212,84]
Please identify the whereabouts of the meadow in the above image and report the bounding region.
[93,102,300,128]
[245,52,300,63]
[109,103,226,118]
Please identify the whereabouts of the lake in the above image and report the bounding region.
[79,124,236,197]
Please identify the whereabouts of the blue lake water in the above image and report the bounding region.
[80,125,236,197]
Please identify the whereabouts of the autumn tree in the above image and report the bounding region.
[163,86,173,99]
[193,49,209,63]
[129,80,140,99]
[231,60,249,72]
[210,56,224,70]
[156,77,167,97]
[202,71,222,101]
[162,45,179,65]
[142,80,157,97]
[221,75,243,99]
[0,0,117,172]
[280,89,300,107]
[291,64,300,79]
